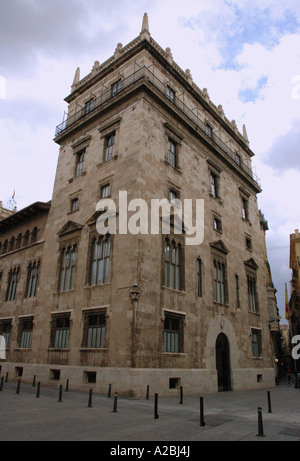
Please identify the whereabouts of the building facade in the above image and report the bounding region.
[259,211,283,380]
[289,229,300,374]
[0,15,275,396]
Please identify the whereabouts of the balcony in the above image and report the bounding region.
[55,66,260,188]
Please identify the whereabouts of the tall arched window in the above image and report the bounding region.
[26,261,40,298]
[5,266,20,302]
[90,234,111,285]
[31,227,38,243]
[164,237,184,291]
[59,244,77,292]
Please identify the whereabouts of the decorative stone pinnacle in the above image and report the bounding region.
[71,67,80,91]
[140,13,150,40]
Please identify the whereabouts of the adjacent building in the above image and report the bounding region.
[0,14,275,396]
[259,211,283,380]
[289,229,300,373]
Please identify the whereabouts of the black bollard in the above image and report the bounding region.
[107,383,112,398]
[65,379,69,392]
[154,393,159,419]
[112,393,118,412]
[88,389,93,408]
[32,375,36,387]
[200,397,205,427]
[36,382,41,398]
[0,376,4,391]
[267,391,272,413]
[15,379,21,395]
[146,385,149,400]
[257,406,265,437]
[58,384,63,402]
[5,372,8,383]
[180,386,183,404]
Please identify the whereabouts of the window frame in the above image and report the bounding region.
[18,317,34,349]
[89,234,111,286]
[104,131,116,162]
[164,236,185,292]
[213,258,228,304]
[50,314,71,349]
[75,148,85,177]
[167,138,177,169]
[197,257,203,298]
[111,79,122,97]
[166,84,175,103]
[251,328,262,358]
[26,261,40,298]
[5,266,20,302]
[82,309,107,349]
[0,320,12,348]
[59,244,77,292]
[247,273,259,313]
[163,311,185,354]
[84,98,94,115]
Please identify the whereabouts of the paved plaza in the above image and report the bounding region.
[0,377,299,443]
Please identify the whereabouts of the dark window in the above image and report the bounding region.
[213,259,228,304]
[85,371,97,383]
[235,274,240,309]
[8,237,14,252]
[2,240,8,254]
[246,236,252,250]
[248,275,258,312]
[84,99,94,115]
[213,217,222,232]
[168,138,177,168]
[31,227,38,243]
[164,314,184,353]
[16,234,22,250]
[242,197,249,220]
[101,184,111,198]
[75,149,85,176]
[50,316,70,348]
[111,80,121,97]
[83,312,106,348]
[197,257,202,297]
[19,319,33,348]
[71,198,79,212]
[26,261,40,298]
[210,172,219,198]
[251,329,262,357]
[90,235,111,286]
[15,367,23,377]
[166,85,175,103]
[5,267,20,302]
[0,321,12,348]
[164,238,184,291]
[59,245,77,292]
[104,132,115,161]
[169,377,180,389]
[206,123,212,138]
[23,230,30,247]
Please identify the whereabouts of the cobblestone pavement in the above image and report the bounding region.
[0,377,299,443]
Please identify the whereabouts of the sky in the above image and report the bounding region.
[1,0,300,321]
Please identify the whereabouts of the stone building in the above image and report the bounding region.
[0,14,275,396]
[289,229,300,373]
[259,211,282,380]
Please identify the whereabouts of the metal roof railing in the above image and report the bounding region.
[55,66,260,187]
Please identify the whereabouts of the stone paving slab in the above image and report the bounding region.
[0,378,299,443]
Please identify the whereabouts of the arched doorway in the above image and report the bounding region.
[216,333,231,391]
